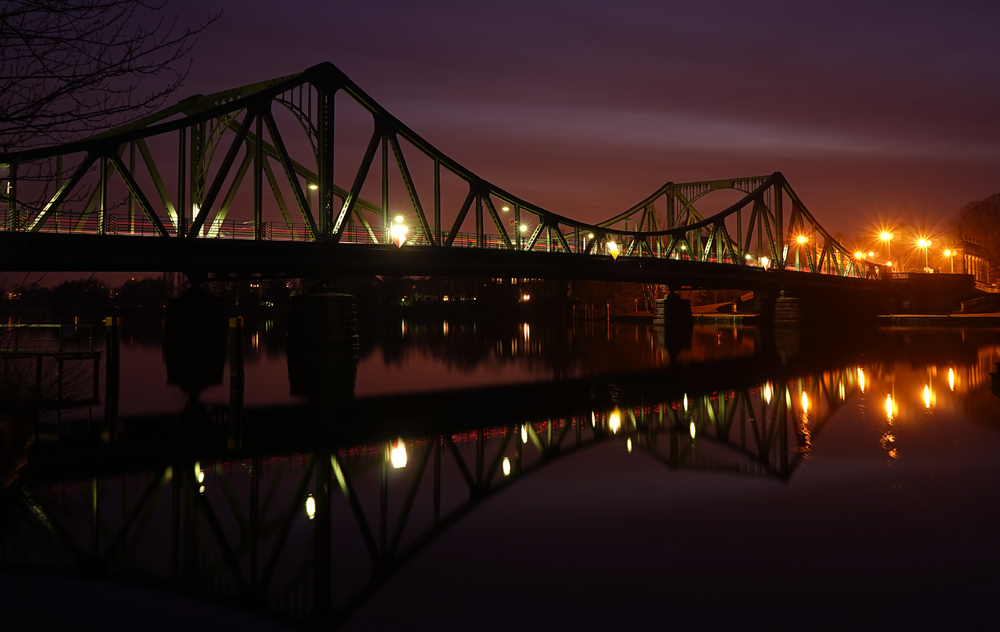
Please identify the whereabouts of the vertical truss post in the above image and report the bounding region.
[8,161,17,230]
[318,86,334,239]
[54,156,61,231]
[254,112,263,240]
[177,129,186,237]
[191,122,205,237]
[476,194,484,248]
[381,135,389,243]
[514,204,522,250]
[99,156,108,234]
[128,144,136,233]
[773,180,784,267]
[434,158,441,246]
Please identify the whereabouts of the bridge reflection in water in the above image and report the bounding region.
[2,358,860,628]
[3,323,1000,629]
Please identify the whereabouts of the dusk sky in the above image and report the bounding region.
[171,0,999,240]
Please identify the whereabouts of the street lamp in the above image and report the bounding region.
[943,249,955,273]
[879,231,893,263]
[917,238,931,269]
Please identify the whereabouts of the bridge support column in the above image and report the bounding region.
[653,292,693,329]
[773,291,801,327]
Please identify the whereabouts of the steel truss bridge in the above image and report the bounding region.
[2,354,862,628]
[0,63,881,291]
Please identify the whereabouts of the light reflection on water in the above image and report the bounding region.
[2,320,1000,629]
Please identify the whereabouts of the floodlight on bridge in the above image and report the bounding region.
[796,234,808,244]
[606,240,620,260]
[308,183,318,190]
[390,219,408,248]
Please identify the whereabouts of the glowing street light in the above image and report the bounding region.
[943,249,955,273]
[796,234,808,244]
[879,231,893,262]
[917,238,931,269]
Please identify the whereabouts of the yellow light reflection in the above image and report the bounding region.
[391,438,408,469]
[626,437,633,453]
[443,321,449,336]
[522,323,530,342]
[801,391,810,413]
[689,421,697,439]
[948,368,955,391]
[502,457,511,477]
[885,394,894,421]
[838,382,845,400]
[858,367,866,393]
[609,408,621,434]
[305,494,316,520]
[521,424,528,443]
[683,393,689,412]
[923,385,931,409]
[763,382,772,404]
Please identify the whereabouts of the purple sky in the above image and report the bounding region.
[170,0,999,241]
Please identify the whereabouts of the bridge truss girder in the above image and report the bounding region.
[0,63,879,282]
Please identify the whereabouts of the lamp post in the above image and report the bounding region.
[944,249,955,273]
[917,238,930,270]
[880,231,893,264]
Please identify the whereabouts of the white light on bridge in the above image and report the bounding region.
[390,221,408,248]
[501,206,510,212]
[305,494,316,520]
[308,183,318,190]
[519,224,528,233]
[391,438,408,469]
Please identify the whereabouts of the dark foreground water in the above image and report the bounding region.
[2,317,999,631]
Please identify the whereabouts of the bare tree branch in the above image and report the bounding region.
[0,0,220,152]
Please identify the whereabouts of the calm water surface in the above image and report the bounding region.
[2,317,999,631]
